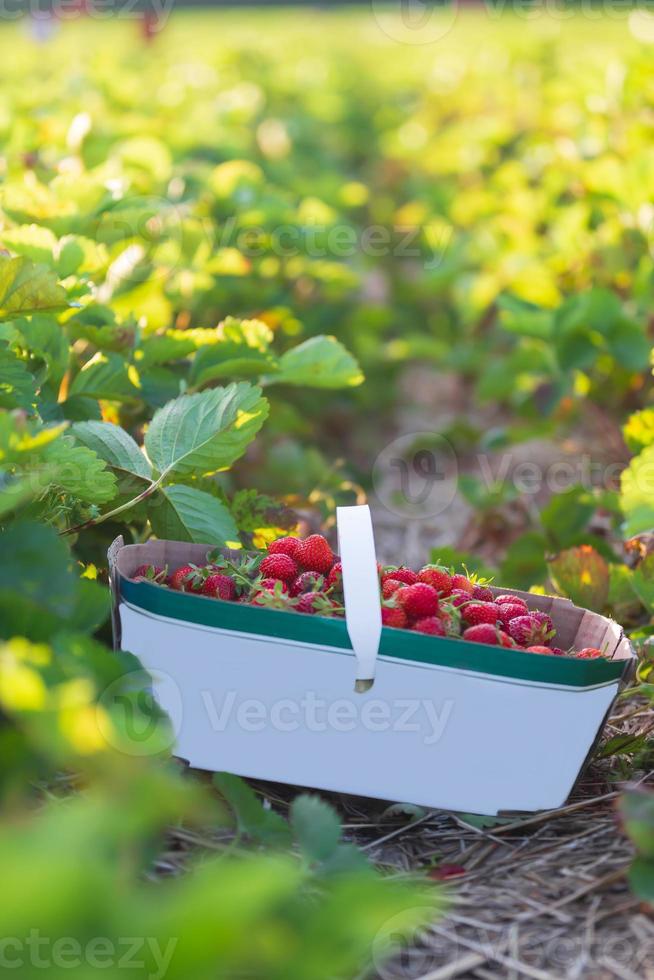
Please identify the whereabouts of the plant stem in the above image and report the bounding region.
[59,474,164,537]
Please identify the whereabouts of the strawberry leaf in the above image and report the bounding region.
[147,484,239,545]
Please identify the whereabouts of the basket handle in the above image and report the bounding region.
[337,505,381,692]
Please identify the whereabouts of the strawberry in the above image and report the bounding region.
[530,611,555,634]
[450,574,474,594]
[290,571,324,596]
[132,564,166,583]
[297,534,334,574]
[449,589,471,608]
[495,594,528,611]
[496,602,528,627]
[326,562,342,590]
[201,574,236,601]
[526,645,552,656]
[461,602,500,626]
[260,553,298,582]
[472,584,494,602]
[381,578,403,599]
[258,577,289,594]
[250,583,291,609]
[497,630,516,648]
[413,616,446,636]
[296,591,343,616]
[418,565,452,595]
[382,605,408,629]
[462,624,502,645]
[381,566,418,586]
[268,536,302,560]
[396,583,439,619]
[577,647,602,659]
[550,647,566,657]
[437,604,461,636]
[508,614,555,647]
[169,564,203,592]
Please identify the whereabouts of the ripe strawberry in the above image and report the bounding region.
[290,571,324,596]
[202,574,236,601]
[382,605,408,629]
[495,594,529,611]
[437,604,461,636]
[526,645,553,656]
[413,616,446,636]
[451,574,474,594]
[472,584,494,602]
[508,614,555,647]
[259,577,289,594]
[461,602,500,626]
[463,624,501,645]
[497,630,516,648]
[268,536,302,560]
[530,611,555,634]
[577,647,602,659]
[382,578,403,599]
[496,602,528,627]
[169,564,202,592]
[449,589,471,608]
[132,564,166,583]
[327,562,342,590]
[550,647,566,657]
[397,583,439,619]
[260,553,298,582]
[296,591,342,616]
[418,565,452,595]
[381,566,418,586]
[297,534,334,574]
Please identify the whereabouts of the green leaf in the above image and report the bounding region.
[620,790,654,859]
[547,545,610,611]
[620,445,654,537]
[190,317,277,388]
[137,334,196,369]
[144,383,269,478]
[265,336,364,389]
[499,531,549,590]
[540,486,596,548]
[631,554,654,613]
[12,315,69,387]
[69,352,141,402]
[0,255,68,320]
[607,318,650,371]
[497,294,552,339]
[291,794,342,862]
[213,772,292,846]
[0,521,76,620]
[148,484,239,545]
[72,421,152,481]
[33,436,118,505]
[628,858,654,904]
[0,346,36,408]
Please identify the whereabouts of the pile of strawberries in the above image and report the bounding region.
[131,535,604,660]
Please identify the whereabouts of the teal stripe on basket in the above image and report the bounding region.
[119,576,628,689]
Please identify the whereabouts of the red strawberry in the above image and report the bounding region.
[297,534,334,574]
[413,616,446,636]
[451,574,474,594]
[496,602,528,627]
[437,604,461,636]
[290,571,324,596]
[461,602,500,626]
[497,630,516,648]
[463,624,502,645]
[296,591,341,616]
[260,553,298,582]
[258,578,289,594]
[508,614,555,647]
[495,594,529,611]
[382,605,408,629]
[169,564,202,592]
[381,566,418,586]
[382,578,404,599]
[550,647,566,657]
[530,611,555,634]
[577,647,602,659]
[397,583,439,619]
[327,562,342,590]
[449,589,471,608]
[418,565,452,595]
[526,645,552,655]
[202,574,236,601]
[268,536,302,560]
[472,584,494,602]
